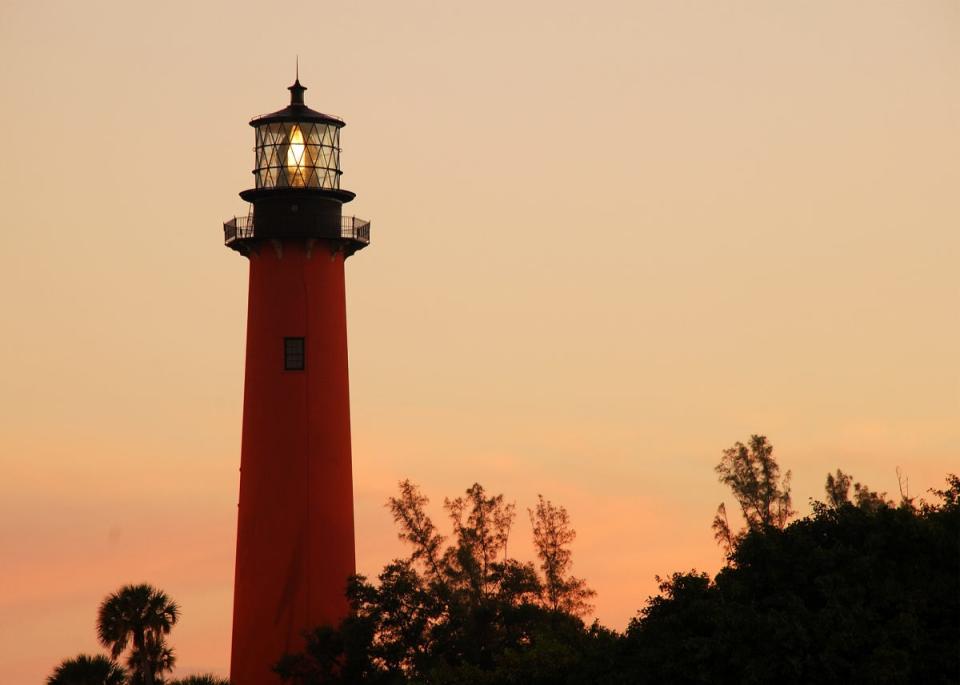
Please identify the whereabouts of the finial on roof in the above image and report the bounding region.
[289,58,306,106]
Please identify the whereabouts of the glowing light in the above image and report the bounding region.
[287,125,306,187]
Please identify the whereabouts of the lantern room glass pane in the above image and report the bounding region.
[253,121,341,189]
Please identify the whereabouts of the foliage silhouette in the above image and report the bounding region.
[47,654,127,685]
[168,676,230,685]
[275,481,601,684]
[712,435,793,555]
[96,584,179,685]
[529,494,595,615]
[824,469,893,512]
[625,474,960,684]
[277,471,959,684]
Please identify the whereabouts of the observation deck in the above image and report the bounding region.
[224,214,370,256]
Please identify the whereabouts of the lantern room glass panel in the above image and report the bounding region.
[253,121,342,190]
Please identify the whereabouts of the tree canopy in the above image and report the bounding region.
[97,584,179,685]
[47,654,127,685]
[624,475,960,683]
[712,435,793,554]
[275,481,601,684]
[275,463,959,684]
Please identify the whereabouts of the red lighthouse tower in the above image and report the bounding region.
[222,79,370,685]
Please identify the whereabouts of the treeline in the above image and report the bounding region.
[50,436,960,684]
[277,436,959,684]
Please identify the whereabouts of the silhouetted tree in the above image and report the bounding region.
[168,676,229,685]
[825,469,853,508]
[276,482,600,684]
[443,483,517,605]
[712,435,793,554]
[47,654,127,685]
[529,495,595,615]
[929,473,960,509]
[824,469,893,512]
[97,584,179,685]
[625,474,960,684]
[824,469,892,511]
[274,468,960,684]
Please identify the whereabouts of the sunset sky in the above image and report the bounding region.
[1,1,958,682]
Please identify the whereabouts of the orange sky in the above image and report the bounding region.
[1,1,958,682]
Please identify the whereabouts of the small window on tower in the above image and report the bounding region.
[284,337,305,371]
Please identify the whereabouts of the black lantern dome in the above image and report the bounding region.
[223,79,370,256]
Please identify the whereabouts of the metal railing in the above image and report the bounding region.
[341,216,371,244]
[224,215,370,245]
[223,216,254,243]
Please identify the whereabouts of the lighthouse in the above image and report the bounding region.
[222,78,369,684]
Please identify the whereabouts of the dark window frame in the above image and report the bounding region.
[284,337,305,371]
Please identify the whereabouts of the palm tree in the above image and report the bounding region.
[97,584,179,685]
[125,635,175,685]
[47,654,127,685]
[168,676,229,685]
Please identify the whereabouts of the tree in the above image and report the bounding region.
[529,495,595,616]
[626,473,960,684]
[823,469,892,512]
[712,435,793,553]
[97,584,179,685]
[47,654,127,685]
[168,676,229,685]
[277,482,599,684]
[928,473,960,511]
[388,480,447,585]
[443,483,517,604]
[127,639,174,685]
[825,469,853,508]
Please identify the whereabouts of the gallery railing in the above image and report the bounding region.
[224,215,371,246]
